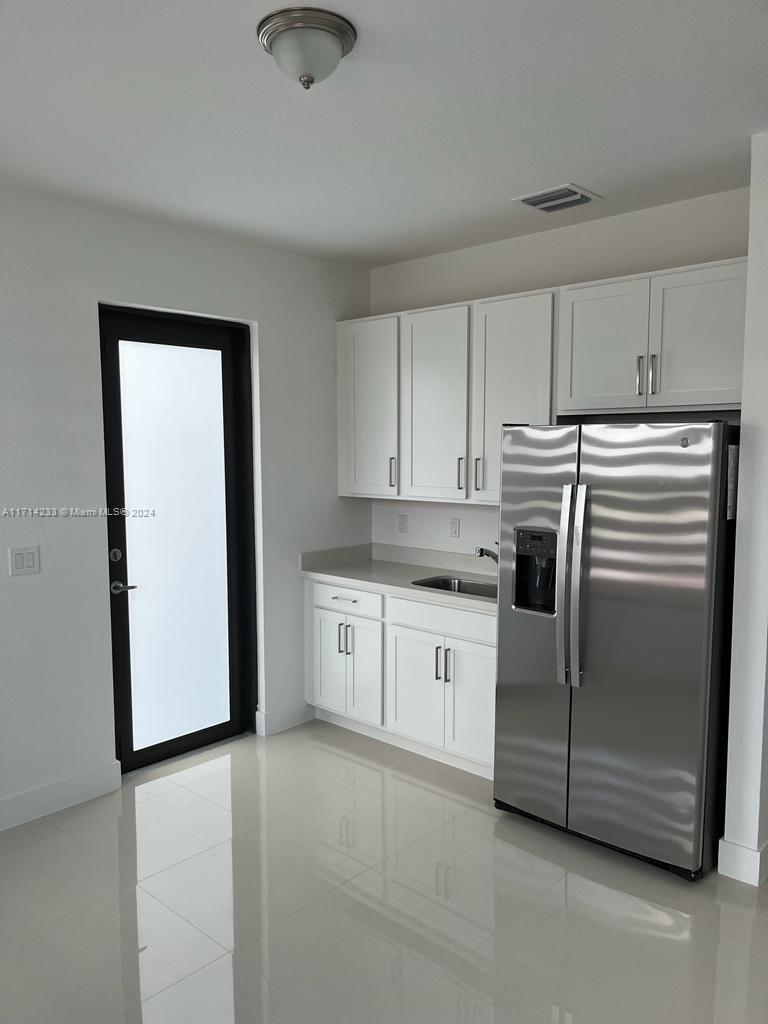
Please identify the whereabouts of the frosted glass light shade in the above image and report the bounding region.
[270,27,343,86]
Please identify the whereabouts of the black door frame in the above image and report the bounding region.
[99,305,258,773]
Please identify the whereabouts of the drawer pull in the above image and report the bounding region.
[331,596,358,603]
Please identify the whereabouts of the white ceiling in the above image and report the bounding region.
[1,0,767,263]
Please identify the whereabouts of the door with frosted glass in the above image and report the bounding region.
[100,307,257,771]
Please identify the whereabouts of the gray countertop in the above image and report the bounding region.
[301,558,498,615]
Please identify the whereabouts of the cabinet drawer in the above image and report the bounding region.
[387,598,496,645]
[312,582,383,619]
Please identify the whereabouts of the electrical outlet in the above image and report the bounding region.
[398,513,408,535]
[9,545,40,576]
[449,517,461,539]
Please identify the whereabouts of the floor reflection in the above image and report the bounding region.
[0,721,765,1024]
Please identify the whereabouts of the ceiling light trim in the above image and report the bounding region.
[257,7,357,58]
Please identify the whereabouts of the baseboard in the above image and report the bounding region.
[257,706,316,737]
[718,836,768,886]
[0,759,122,832]
[315,708,493,780]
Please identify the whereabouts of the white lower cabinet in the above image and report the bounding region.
[387,624,496,765]
[346,614,384,726]
[312,607,348,714]
[308,582,497,771]
[387,626,446,748]
[444,638,496,764]
[311,606,383,725]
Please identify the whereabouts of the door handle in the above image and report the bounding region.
[457,457,464,490]
[635,355,644,396]
[444,647,451,683]
[555,485,573,686]
[474,457,483,492]
[570,484,588,687]
[435,645,443,681]
[110,581,137,594]
[338,621,345,654]
[649,353,657,395]
[346,623,352,656]
[389,456,397,487]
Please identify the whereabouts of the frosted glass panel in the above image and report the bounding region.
[119,340,230,750]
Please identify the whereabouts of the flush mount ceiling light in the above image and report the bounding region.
[257,7,357,90]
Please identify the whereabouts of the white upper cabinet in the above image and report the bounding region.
[470,292,553,503]
[401,306,470,500]
[338,316,399,497]
[557,260,746,413]
[647,262,746,407]
[558,278,650,412]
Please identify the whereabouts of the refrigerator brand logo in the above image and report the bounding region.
[680,437,692,448]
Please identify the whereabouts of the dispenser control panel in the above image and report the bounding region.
[516,530,557,559]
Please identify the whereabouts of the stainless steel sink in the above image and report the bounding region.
[412,576,497,601]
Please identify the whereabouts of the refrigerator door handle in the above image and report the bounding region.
[570,483,588,687]
[555,484,574,686]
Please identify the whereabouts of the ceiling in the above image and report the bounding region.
[1,0,766,264]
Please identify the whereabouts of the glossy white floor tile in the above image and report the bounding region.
[1,719,767,1024]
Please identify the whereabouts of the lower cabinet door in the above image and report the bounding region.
[312,607,347,713]
[444,637,496,764]
[346,615,383,726]
[386,625,445,748]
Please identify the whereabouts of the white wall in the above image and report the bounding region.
[719,135,768,887]
[372,502,499,557]
[370,189,749,313]
[0,180,370,828]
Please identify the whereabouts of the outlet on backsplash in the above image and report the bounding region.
[398,513,408,534]
[449,517,461,539]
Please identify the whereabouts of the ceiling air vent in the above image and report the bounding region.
[513,183,601,213]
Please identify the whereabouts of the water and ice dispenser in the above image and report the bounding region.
[514,528,557,614]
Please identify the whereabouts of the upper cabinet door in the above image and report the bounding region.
[470,293,553,503]
[647,262,746,408]
[557,278,650,412]
[338,317,399,497]
[401,306,470,500]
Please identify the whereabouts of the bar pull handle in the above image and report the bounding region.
[649,353,657,395]
[555,484,573,686]
[457,457,464,491]
[435,645,443,681]
[331,596,358,603]
[570,484,588,687]
[338,621,345,654]
[444,647,451,683]
[635,355,644,396]
[474,457,483,492]
[346,624,352,656]
[389,456,397,488]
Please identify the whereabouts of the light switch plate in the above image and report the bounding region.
[9,545,40,576]
[449,517,461,539]
[398,513,408,535]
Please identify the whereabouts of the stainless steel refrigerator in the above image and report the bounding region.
[494,421,733,878]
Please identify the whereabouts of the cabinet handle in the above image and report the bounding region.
[346,623,352,656]
[338,622,344,654]
[635,355,644,396]
[331,595,358,604]
[457,457,464,490]
[389,456,397,488]
[474,457,482,492]
[444,647,451,683]
[649,353,657,395]
[435,645,443,680]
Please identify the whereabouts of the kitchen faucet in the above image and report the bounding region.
[474,545,499,564]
